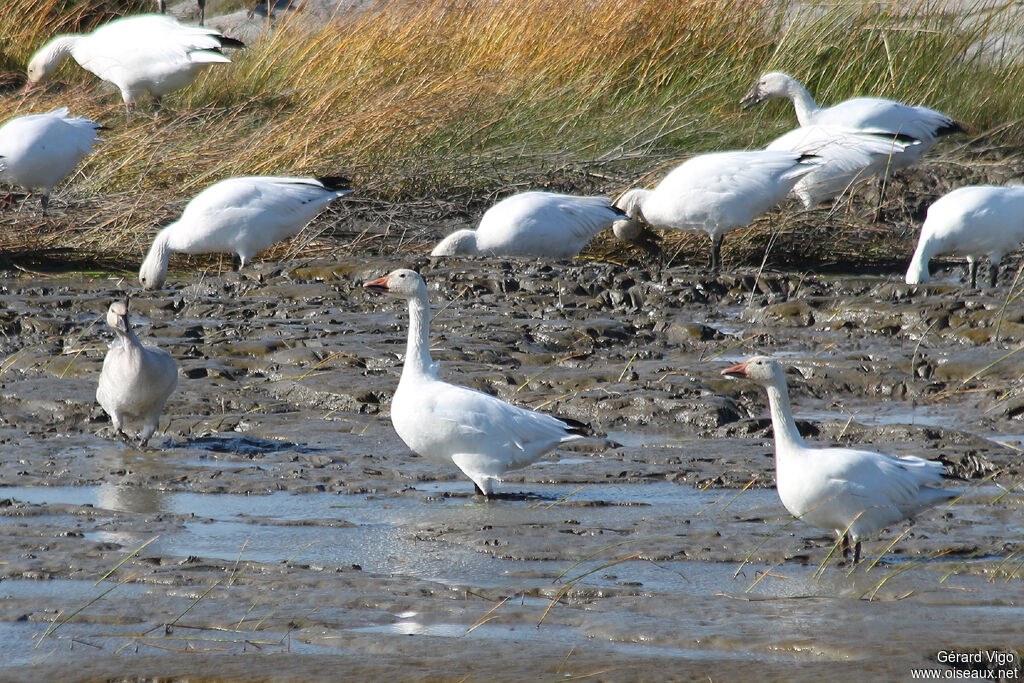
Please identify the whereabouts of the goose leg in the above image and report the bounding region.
[198,0,206,25]
[231,254,243,271]
[39,193,49,215]
[473,482,487,497]
[967,257,978,289]
[839,533,850,561]
[853,540,862,564]
[873,176,887,223]
[988,262,998,288]
[710,234,722,272]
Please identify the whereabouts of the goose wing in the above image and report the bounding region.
[424,382,579,470]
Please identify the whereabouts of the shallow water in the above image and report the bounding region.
[1,260,1022,680]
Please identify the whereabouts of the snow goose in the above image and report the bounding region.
[765,125,917,208]
[139,175,352,290]
[363,268,586,496]
[26,15,244,116]
[0,107,102,214]
[431,191,627,258]
[612,150,819,270]
[906,185,1024,288]
[96,300,178,447]
[741,72,963,170]
[721,356,960,563]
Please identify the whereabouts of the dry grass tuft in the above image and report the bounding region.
[0,0,1022,268]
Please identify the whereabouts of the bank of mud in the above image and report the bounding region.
[0,257,1022,680]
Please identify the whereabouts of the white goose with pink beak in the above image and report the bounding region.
[364,268,585,496]
[721,355,960,563]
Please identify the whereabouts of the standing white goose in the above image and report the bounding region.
[97,300,178,447]
[741,72,963,171]
[906,185,1024,288]
[363,268,586,496]
[26,15,244,116]
[431,191,627,258]
[139,175,352,289]
[721,356,960,563]
[0,107,102,214]
[765,125,916,208]
[613,150,819,270]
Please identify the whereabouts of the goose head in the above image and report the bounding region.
[25,37,72,90]
[611,189,649,242]
[363,268,427,300]
[740,72,796,109]
[106,299,130,335]
[720,355,782,385]
[431,230,478,256]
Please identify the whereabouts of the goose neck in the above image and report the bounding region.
[763,376,807,455]
[402,293,435,379]
[786,79,821,126]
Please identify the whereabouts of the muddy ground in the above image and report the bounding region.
[0,250,1022,681]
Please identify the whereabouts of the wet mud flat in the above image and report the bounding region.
[0,257,1022,680]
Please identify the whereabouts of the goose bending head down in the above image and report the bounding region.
[0,107,102,214]
[26,15,244,117]
[613,150,819,271]
[139,175,352,290]
[431,191,627,259]
[721,356,961,563]
[363,268,586,496]
[96,300,178,447]
[906,185,1024,289]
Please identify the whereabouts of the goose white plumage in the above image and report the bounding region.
[139,175,352,290]
[26,15,244,116]
[0,107,102,213]
[741,72,962,170]
[613,150,819,270]
[431,191,627,258]
[765,125,916,208]
[721,356,960,563]
[906,185,1024,288]
[97,300,178,447]
[364,268,585,496]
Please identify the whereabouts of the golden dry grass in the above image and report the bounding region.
[0,0,1022,268]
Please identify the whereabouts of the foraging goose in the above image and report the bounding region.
[364,268,585,496]
[765,125,916,208]
[96,300,178,447]
[139,175,352,290]
[613,150,819,270]
[741,72,963,170]
[0,107,102,213]
[721,356,959,563]
[431,191,627,258]
[906,185,1024,288]
[26,15,244,116]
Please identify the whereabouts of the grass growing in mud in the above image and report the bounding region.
[1,0,1023,266]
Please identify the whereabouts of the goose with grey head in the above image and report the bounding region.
[96,300,178,447]
[613,150,820,271]
[364,268,586,496]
